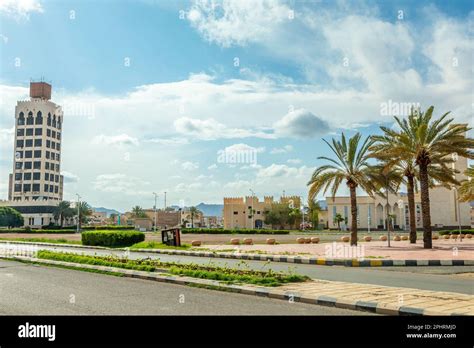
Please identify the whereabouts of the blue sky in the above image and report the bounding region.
[0,0,473,212]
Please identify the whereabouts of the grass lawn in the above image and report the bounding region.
[0,237,82,245]
[36,250,309,287]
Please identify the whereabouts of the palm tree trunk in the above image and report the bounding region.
[406,175,417,244]
[419,163,432,249]
[349,185,358,246]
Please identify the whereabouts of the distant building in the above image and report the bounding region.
[326,155,470,231]
[88,210,108,226]
[223,195,301,229]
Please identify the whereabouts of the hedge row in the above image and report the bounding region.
[0,225,134,233]
[81,231,145,247]
[181,228,290,235]
[438,230,474,235]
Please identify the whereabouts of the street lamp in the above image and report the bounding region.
[153,192,158,232]
[249,189,255,229]
[75,193,81,233]
[451,153,462,240]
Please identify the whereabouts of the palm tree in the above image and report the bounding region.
[308,132,376,246]
[308,198,322,229]
[458,166,474,202]
[333,213,344,231]
[53,201,74,227]
[131,206,146,218]
[370,106,473,248]
[189,206,200,228]
[77,201,92,229]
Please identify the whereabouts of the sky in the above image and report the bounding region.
[0,0,473,212]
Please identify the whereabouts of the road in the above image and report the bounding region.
[19,244,474,295]
[0,259,370,315]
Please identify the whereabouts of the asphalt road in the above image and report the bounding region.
[24,244,474,295]
[0,259,370,315]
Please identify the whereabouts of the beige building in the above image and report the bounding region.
[223,196,301,229]
[326,155,471,231]
[1,82,66,228]
[88,210,108,226]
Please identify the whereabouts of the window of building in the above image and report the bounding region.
[32,184,40,192]
[14,184,21,192]
[24,173,31,180]
[46,140,50,148]
[58,116,61,129]
[49,185,54,192]
[17,129,24,136]
[26,112,34,125]
[46,151,50,159]
[44,184,49,191]
[55,164,59,172]
[45,173,49,180]
[47,129,51,137]
[52,115,57,128]
[257,211,261,214]
[23,184,31,192]
[52,130,56,138]
[25,150,32,158]
[50,162,54,169]
[51,142,55,149]
[233,211,238,215]
[18,112,25,125]
[56,153,60,161]
[15,173,22,180]
[36,111,43,125]
[45,162,49,170]
[50,175,54,182]
[34,150,41,158]
[35,128,42,136]
[33,161,41,169]
[34,139,42,147]
[15,162,23,169]
[47,113,51,126]
[26,128,33,136]
[55,175,59,182]
[25,139,33,147]
[33,172,40,180]
[16,140,24,148]
[54,186,58,193]
[15,151,23,159]
[24,162,32,169]
[57,132,61,140]
[56,143,60,151]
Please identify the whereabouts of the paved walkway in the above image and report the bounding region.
[276,278,474,315]
[199,239,474,260]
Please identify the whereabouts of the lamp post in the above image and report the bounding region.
[249,189,255,229]
[451,153,462,240]
[398,199,405,232]
[153,192,158,232]
[164,191,167,210]
[76,193,81,233]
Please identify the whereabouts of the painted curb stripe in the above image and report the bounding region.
[316,295,337,307]
[355,301,378,313]
[399,306,424,316]
[405,260,417,266]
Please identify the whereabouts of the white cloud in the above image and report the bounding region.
[61,171,79,183]
[287,158,302,164]
[270,145,293,154]
[92,134,139,147]
[274,109,330,138]
[0,0,43,20]
[146,137,189,146]
[181,161,199,171]
[187,0,291,47]
[92,173,150,195]
[207,164,218,170]
[257,164,313,179]
[174,117,273,140]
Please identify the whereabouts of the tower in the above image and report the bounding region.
[8,81,64,202]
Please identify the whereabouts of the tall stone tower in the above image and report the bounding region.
[8,81,64,202]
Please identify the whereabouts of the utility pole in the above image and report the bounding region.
[76,193,81,233]
[164,191,167,210]
[451,153,462,241]
[153,192,158,232]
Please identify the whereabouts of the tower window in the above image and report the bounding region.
[36,111,43,125]
[33,161,41,169]
[26,128,33,136]
[26,112,34,125]
[35,128,42,136]
[18,112,25,125]
[25,139,33,147]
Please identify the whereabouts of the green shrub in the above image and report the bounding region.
[181,228,290,235]
[82,225,134,231]
[81,231,145,247]
[438,229,474,235]
[0,207,24,228]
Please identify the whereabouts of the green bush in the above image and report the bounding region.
[82,225,134,231]
[181,228,290,235]
[438,229,474,235]
[81,231,145,247]
[0,207,24,228]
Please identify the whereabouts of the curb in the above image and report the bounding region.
[3,255,465,316]
[0,240,472,267]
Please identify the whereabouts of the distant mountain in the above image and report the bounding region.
[196,203,224,217]
[92,207,121,217]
